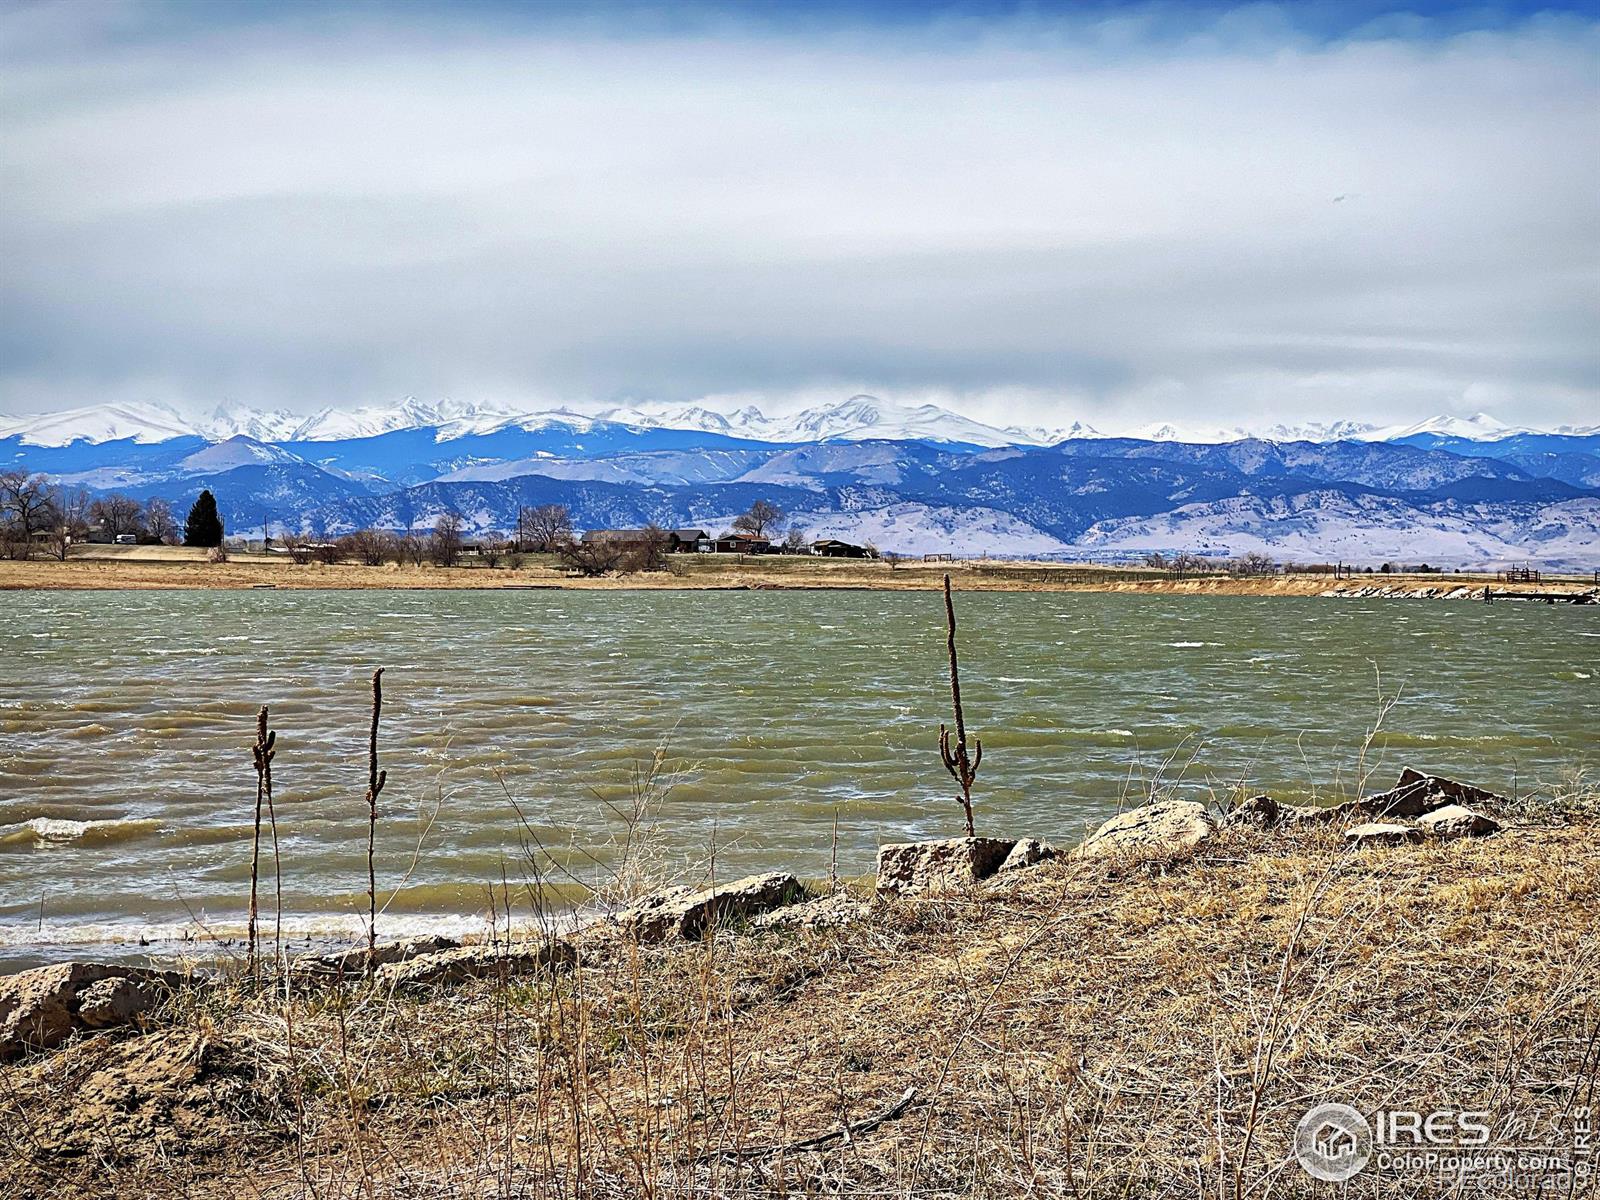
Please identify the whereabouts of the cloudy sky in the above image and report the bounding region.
[2,0,1597,432]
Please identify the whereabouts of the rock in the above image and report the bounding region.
[1282,802,1346,824]
[290,935,461,980]
[1360,768,1506,819]
[1226,795,1282,829]
[0,962,184,1060]
[1344,822,1422,848]
[76,976,168,1028]
[1079,801,1214,861]
[751,891,872,931]
[17,1029,265,1161]
[875,837,1017,895]
[617,872,806,941]
[1417,804,1500,839]
[996,838,1061,873]
[375,939,576,989]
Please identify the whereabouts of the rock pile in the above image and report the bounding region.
[1,962,183,1060]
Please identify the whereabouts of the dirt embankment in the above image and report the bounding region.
[7,550,1590,597]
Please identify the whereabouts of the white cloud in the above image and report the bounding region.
[2,4,1596,431]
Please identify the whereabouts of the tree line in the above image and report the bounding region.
[0,473,223,559]
[273,500,807,575]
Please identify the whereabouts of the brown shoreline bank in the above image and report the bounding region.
[5,551,1593,597]
[3,772,1596,1198]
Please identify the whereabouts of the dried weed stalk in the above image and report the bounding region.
[938,572,982,836]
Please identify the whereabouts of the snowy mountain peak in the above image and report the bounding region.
[2,397,1586,452]
[176,435,305,472]
[0,401,197,446]
[1361,412,1517,442]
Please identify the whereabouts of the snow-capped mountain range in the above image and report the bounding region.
[2,395,1590,451]
[3,396,1597,568]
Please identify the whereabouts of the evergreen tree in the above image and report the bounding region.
[183,489,224,547]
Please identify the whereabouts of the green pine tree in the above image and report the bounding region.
[183,489,225,547]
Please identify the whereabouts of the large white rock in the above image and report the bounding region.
[1417,805,1500,839]
[875,837,1016,895]
[1344,822,1422,848]
[617,872,806,941]
[997,838,1061,874]
[375,940,576,989]
[1079,801,1215,860]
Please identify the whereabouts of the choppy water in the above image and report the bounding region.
[1,590,1594,967]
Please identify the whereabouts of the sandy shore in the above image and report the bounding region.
[5,549,1591,597]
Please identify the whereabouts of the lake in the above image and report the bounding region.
[1,589,1594,967]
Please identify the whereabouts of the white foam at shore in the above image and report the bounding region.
[0,911,556,951]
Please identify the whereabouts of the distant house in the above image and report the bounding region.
[712,533,771,554]
[812,538,871,558]
[668,529,711,553]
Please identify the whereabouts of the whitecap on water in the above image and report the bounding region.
[3,816,163,848]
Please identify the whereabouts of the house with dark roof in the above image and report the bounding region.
[712,533,771,554]
[812,538,873,558]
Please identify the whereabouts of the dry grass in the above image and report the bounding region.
[4,783,1597,1199]
[8,549,1590,597]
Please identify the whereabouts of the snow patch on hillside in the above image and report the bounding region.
[1072,491,1599,569]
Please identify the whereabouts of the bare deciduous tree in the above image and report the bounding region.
[517,504,573,553]
[89,493,143,540]
[0,471,58,558]
[621,524,670,574]
[558,534,624,576]
[1230,552,1276,576]
[479,533,509,568]
[340,529,393,566]
[144,497,178,545]
[732,499,784,539]
[429,513,463,567]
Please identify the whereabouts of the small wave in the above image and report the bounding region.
[1,816,163,849]
[1167,641,1221,648]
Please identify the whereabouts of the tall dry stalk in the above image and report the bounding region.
[938,572,982,836]
[247,705,276,979]
[364,667,387,973]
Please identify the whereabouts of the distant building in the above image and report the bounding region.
[668,529,711,553]
[712,533,771,554]
[812,538,872,558]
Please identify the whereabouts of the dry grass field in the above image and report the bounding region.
[4,783,1596,1199]
[5,547,1589,597]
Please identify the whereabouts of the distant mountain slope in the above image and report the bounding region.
[1072,491,1590,568]
[4,399,1597,568]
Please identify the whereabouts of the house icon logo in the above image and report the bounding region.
[1294,1102,1372,1181]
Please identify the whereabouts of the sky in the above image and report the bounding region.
[2,0,1597,434]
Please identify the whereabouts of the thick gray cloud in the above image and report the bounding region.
[2,2,1597,431]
